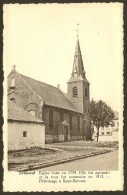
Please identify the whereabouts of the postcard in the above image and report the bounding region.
[3,3,124,192]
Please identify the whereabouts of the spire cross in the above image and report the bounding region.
[75,23,79,37]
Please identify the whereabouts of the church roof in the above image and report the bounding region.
[8,100,44,124]
[20,74,80,113]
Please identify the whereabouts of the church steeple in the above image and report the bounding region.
[67,30,90,114]
[67,28,90,139]
[72,37,85,79]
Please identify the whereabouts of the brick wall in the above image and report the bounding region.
[67,79,90,114]
[67,78,90,140]
[43,105,84,143]
[8,71,43,119]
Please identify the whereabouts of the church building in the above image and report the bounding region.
[7,36,91,143]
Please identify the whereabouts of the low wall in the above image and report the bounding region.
[45,135,59,143]
[70,135,83,141]
[45,134,84,143]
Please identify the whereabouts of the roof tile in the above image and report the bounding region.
[20,74,80,113]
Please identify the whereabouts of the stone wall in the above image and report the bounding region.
[45,135,59,144]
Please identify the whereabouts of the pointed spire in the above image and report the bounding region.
[72,37,86,79]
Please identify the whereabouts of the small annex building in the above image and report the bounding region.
[8,100,45,150]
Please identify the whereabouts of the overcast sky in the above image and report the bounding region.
[3,3,123,112]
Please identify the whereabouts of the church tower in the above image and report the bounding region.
[67,34,90,138]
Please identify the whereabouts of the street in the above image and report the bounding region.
[40,150,118,171]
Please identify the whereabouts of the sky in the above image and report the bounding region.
[3,3,123,112]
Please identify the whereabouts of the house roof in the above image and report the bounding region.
[8,100,44,124]
[20,73,81,113]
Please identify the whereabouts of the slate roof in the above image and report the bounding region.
[68,38,89,84]
[8,100,44,124]
[20,74,80,113]
[72,38,86,78]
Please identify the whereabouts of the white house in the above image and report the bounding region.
[92,111,119,142]
[8,100,45,150]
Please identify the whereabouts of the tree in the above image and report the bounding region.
[90,99,114,141]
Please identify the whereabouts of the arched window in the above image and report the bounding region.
[60,111,64,122]
[10,77,15,88]
[49,110,53,129]
[84,106,86,113]
[28,110,35,117]
[85,88,88,97]
[25,103,38,117]
[77,116,80,131]
[72,87,78,97]
[10,98,16,103]
[69,114,72,130]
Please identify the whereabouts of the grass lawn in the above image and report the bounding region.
[8,141,118,171]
